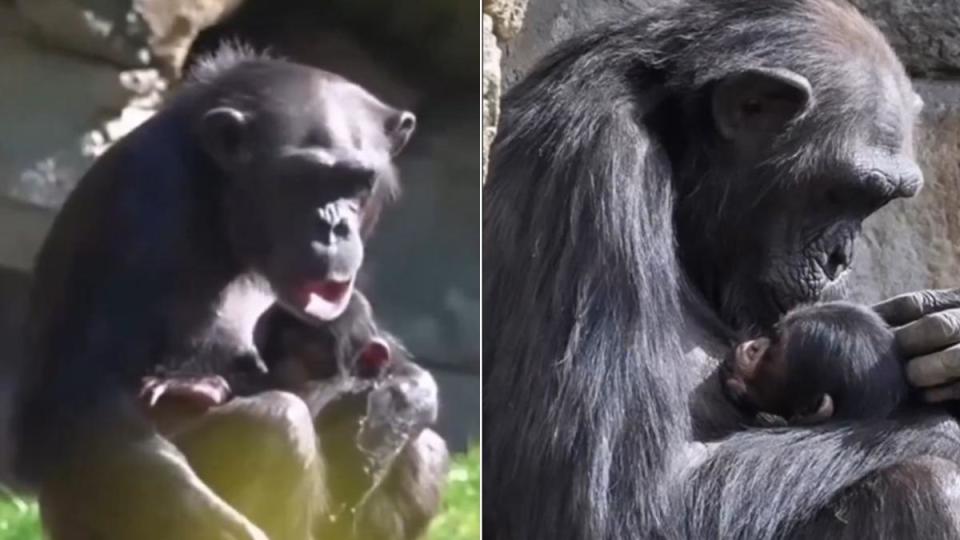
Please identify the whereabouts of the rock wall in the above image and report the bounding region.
[852,80,960,302]
[845,0,960,301]
[484,0,960,303]
[482,0,528,180]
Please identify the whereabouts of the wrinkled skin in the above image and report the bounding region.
[874,289,960,402]
[674,57,923,331]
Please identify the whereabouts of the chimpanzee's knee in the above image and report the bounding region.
[181,390,316,473]
[227,390,317,468]
[173,390,320,540]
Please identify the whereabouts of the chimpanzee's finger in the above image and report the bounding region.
[873,288,960,326]
[894,308,960,357]
[922,381,960,403]
[139,379,168,407]
[905,344,960,388]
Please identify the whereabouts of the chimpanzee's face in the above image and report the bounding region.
[723,336,791,414]
[723,328,834,424]
[200,63,415,321]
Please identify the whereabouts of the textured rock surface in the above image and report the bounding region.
[0,4,165,212]
[16,0,152,68]
[1,0,237,216]
[136,0,243,73]
[482,14,501,180]
[482,0,528,182]
[849,0,960,77]
[16,0,241,73]
[501,0,677,88]
[484,0,529,40]
[849,80,960,302]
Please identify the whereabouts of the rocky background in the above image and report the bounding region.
[482,0,960,303]
[0,0,480,471]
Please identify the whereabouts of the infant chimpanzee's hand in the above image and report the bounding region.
[140,375,232,412]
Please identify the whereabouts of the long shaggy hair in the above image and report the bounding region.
[484,1,960,539]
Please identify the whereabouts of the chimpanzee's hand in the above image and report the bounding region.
[140,375,233,434]
[873,288,960,402]
[357,362,439,466]
[140,375,232,410]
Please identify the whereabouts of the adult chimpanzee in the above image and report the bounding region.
[484,1,960,539]
[723,301,906,426]
[12,45,428,540]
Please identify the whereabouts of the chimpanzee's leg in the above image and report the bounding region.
[350,429,450,540]
[173,390,321,540]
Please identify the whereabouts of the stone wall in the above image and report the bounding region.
[845,1,960,302]
[483,0,960,303]
[0,0,242,264]
[482,0,528,180]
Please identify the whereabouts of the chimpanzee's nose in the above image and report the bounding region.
[315,207,354,246]
[822,239,853,281]
[892,162,923,199]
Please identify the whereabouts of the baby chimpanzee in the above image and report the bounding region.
[722,301,907,426]
[139,291,393,431]
[140,292,447,540]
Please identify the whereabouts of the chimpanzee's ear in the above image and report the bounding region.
[712,67,813,145]
[791,394,835,425]
[385,110,416,156]
[200,107,250,168]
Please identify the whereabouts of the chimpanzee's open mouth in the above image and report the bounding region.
[296,276,355,321]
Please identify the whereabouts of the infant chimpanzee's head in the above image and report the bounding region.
[255,291,393,392]
[722,301,906,425]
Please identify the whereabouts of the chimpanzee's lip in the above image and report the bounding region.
[295,275,355,321]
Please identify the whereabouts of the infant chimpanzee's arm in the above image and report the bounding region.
[139,375,232,435]
[139,313,271,432]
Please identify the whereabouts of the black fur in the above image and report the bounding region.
[484,1,960,539]
[753,301,905,421]
[13,42,416,540]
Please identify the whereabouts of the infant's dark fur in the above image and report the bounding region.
[141,291,392,420]
[723,301,907,425]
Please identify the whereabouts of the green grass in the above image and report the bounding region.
[428,444,481,540]
[0,445,480,540]
[0,487,39,540]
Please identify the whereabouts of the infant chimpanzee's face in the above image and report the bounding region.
[267,317,392,391]
[723,331,834,425]
[723,301,903,426]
